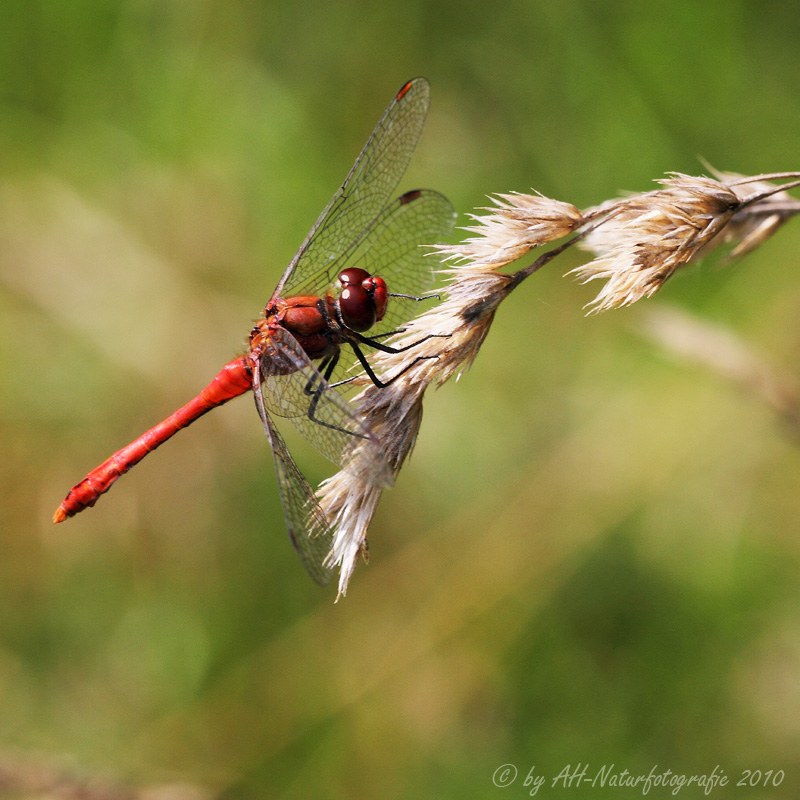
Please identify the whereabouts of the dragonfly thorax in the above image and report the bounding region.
[255,295,340,366]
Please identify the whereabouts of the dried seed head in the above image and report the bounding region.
[702,166,800,259]
[436,192,581,268]
[572,174,740,312]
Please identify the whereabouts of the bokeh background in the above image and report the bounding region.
[2,1,800,797]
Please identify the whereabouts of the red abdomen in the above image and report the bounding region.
[53,356,253,522]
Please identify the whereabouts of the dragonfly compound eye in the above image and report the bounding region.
[338,267,371,287]
[339,284,377,332]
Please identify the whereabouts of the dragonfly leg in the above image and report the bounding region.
[346,340,440,389]
[304,351,371,440]
[352,330,451,355]
[302,352,339,398]
[367,328,406,340]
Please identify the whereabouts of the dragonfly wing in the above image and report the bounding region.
[273,78,431,301]
[254,383,334,586]
[258,326,392,487]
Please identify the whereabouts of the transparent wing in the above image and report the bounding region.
[273,78,431,301]
[254,385,334,586]
[258,326,392,487]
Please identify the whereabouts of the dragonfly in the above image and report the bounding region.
[53,77,455,585]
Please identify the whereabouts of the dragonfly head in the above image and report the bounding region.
[337,267,388,332]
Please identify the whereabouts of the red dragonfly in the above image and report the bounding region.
[53,78,455,585]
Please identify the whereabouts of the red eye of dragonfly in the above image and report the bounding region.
[53,78,455,588]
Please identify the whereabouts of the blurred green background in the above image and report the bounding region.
[2,1,800,797]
